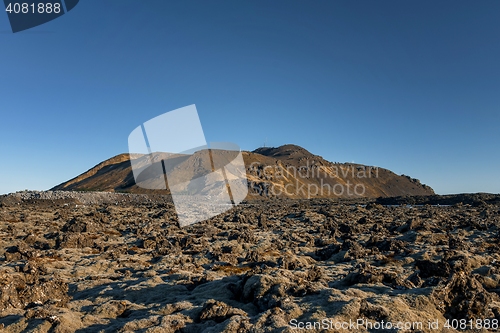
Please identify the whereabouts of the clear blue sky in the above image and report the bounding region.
[1,1,499,195]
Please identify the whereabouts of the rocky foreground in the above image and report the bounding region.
[1,191,500,332]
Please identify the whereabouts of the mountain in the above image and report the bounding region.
[253,144,315,160]
[51,144,434,199]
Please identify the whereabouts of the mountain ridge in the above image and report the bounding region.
[51,144,434,199]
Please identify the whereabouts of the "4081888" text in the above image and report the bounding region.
[5,2,61,14]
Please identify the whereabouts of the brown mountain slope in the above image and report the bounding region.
[51,144,434,199]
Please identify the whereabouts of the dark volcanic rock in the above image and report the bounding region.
[416,260,451,278]
[433,272,499,320]
[198,299,247,323]
[0,192,499,332]
[0,267,69,311]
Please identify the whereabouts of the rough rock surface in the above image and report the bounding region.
[1,191,500,332]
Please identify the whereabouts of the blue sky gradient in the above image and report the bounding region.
[1,0,499,195]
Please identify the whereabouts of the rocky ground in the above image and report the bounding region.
[1,191,500,332]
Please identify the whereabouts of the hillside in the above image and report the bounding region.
[51,144,434,199]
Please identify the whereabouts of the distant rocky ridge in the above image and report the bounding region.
[51,144,434,199]
[7,190,153,205]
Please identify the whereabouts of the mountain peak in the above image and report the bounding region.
[252,144,314,159]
